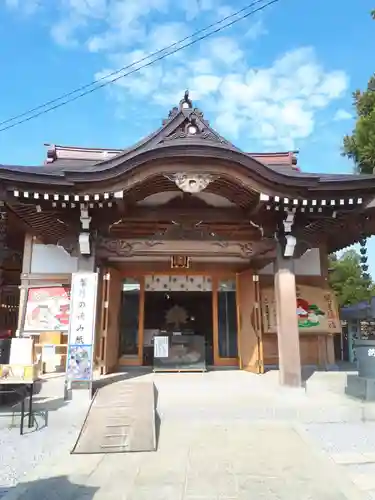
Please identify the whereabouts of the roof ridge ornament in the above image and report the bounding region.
[180,90,193,110]
[163,106,179,125]
[163,93,201,125]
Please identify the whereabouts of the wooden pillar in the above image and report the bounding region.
[0,205,7,326]
[0,203,7,290]
[326,334,336,367]
[317,335,327,367]
[274,244,301,387]
[77,255,95,272]
[17,234,33,335]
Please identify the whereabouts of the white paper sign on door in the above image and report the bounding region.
[154,336,169,358]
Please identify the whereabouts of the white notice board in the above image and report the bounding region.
[9,338,33,366]
[154,336,169,358]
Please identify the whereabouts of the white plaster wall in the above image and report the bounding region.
[259,248,321,276]
[30,244,78,274]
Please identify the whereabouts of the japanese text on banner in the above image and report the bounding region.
[68,274,98,346]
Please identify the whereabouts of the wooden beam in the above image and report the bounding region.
[247,195,267,216]
[109,223,258,233]
[21,234,33,276]
[118,206,247,222]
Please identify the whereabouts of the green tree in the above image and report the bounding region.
[328,250,375,307]
[342,10,375,173]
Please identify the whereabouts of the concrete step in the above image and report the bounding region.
[305,371,358,396]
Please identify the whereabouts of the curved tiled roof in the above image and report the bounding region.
[0,93,375,196]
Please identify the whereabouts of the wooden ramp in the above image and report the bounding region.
[72,381,156,454]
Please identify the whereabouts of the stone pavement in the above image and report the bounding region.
[2,421,364,500]
[303,423,375,500]
[2,370,375,500]
[137,369,375,424]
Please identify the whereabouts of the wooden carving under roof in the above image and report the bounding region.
[95,236,275,261]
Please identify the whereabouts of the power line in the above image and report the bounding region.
[2,0,279,132]
[0,0,280,133]
[0,0,269,129]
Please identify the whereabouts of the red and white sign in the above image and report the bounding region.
[23,287,71,333]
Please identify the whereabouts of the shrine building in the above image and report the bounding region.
[1,92,375,386]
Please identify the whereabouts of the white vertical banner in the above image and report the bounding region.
[66,272,98,382]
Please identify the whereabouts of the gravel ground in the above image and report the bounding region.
[0,381,89,499]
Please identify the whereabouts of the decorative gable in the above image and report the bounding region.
[41,91,297,174]
[159,91,239,150]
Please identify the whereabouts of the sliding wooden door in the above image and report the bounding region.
[236,270,264,373]
[213,277,239,366]
[99,267,122,374]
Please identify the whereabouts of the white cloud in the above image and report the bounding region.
[50,15,85,46]
[4,0,349,150]
[216,111,243,137]
[333,109,352,121]
[189,75,222,97]
[188,58,214,74]
[244,19,268,41]
[100,42,347,148]
[4,0,40,14]
[65,0,107,18]
[147,22,189,51]
[93,39,348,149]
[203,36,244,65]
[54,0,172,51]
[179,0,216,21]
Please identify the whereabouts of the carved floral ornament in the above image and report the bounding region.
[165,173,216,193]
[97,238,162,257]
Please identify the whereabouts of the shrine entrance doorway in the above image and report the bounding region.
[143,290,213,367]
[115,272,240,370]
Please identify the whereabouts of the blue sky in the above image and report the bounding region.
[0,0,375,272]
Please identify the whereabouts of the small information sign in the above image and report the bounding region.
[154,336,169,358]
[42,344,56,361]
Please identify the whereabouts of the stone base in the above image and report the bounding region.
[345,374,375,401]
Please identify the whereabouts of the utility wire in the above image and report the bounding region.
[0,0,269,129]
[0,0,279,133]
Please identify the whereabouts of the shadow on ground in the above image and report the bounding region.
[0,385,70,434]
[0,476,99,500]
[91,368,153,395]
[0,379,45,407]
[16,397,71,433]
[154,383,161,450]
